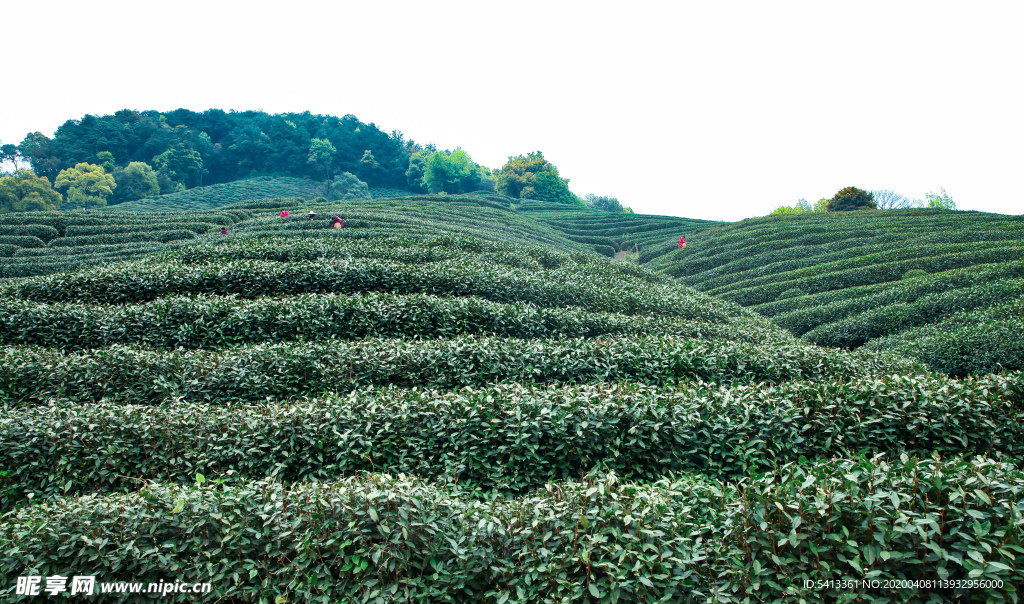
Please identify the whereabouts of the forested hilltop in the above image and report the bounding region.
[13,110,410,190]
[3,109,629,213]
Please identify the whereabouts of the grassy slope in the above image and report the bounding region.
[1,195,1022,601]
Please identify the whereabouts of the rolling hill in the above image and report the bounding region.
[0,194,1022,602]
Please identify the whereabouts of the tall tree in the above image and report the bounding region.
[112,162,160,204]
[421,148,487,194]
[1,144,21,172]
[494,151,579,205]
[55,163,115,209]
[307,138,337,197]
[152,144,204,190]
[826,187,876,212]
[0,170,63,212]
[871,189,910,210]
[18,132,62,181]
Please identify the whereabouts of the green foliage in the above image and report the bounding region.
[0,169,63,212]
[926,187,957,210]
[583,193,630,213]
[2,457,1021,602]
[95,150,116,173]
[419,148,490,194]
[903,268,928,280]
[0,334,922,408]
[1,255,746,325]
[404,150,428,193]
[2,179,1021,600]
[494,151,579,204]
[55,162,115,209]
[16,109,413,191]
[865,298,1024,375]
[0,372,1019,503]
[0,293,779,351]
[519,200,716,260]
[111,161,159,204]
[152,144,204,191]
[0,236,45,248]
[306,137,336,197]
[827,186,876,211]
[776,287,804,300]
[770,198,828,215]
[801,276,1024,349]
[0,225,59,241]
[326,171,370,200]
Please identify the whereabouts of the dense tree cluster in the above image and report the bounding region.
[494,152,581,206]
[771,198,829,215]
[13,109,411,194]
[0,170,63,212]
[2,110,633,214]
[583,194,632,214]
[827,187,876,212]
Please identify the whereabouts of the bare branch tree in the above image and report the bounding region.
[871,189,911,210]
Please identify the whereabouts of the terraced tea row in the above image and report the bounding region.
[0,293,783,351]
[657,209,1024,375]
[3,373,1019,504]
[0,208,252,276]
[863,297,1024,376]
[3,457,1018,602]
[518,200,717,260]
[1,256,742,322]
[0,335,918,406]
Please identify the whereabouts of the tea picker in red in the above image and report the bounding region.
[679,236,686,248]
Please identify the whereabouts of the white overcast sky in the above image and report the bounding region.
[2,0,1021,221]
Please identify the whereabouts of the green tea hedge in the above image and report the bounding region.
[0,336,922,406]
[1,257,742,323]
[0,235,45,248]
[2,457,1020,603]
[2,373,1021,503]
[865,298,1024,376]
[47,230,197,247]
[0,293,782,351]
[0,224,60,241]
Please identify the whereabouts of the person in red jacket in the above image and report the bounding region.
[679,236,687,248]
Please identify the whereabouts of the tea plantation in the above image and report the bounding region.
[518,200,718,259]
[1,195,1022,603]
[655,209,1024,375]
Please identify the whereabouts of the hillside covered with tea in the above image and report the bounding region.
[1,194,1022,603]
[654,208,1024,376]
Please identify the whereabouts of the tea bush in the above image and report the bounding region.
[865,298,1024,375]
[0,235,45,248]
[0,224,60,241]
[1,373,1020,503]
[0,293,783,351]
[1,257,744,323]
[1,457,1020,603]
[64,221,218,236]
[47,230,197,247]
[803,278,1024,348]
[0,335,924,406]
